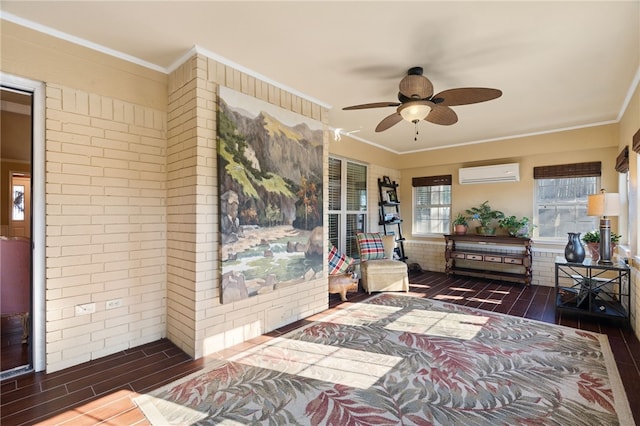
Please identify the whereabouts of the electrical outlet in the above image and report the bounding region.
[75,303,96,316]
[106,299,122,309]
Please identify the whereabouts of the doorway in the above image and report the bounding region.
[1,86,33,375]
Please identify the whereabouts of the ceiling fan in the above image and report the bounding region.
[342,67,502,135]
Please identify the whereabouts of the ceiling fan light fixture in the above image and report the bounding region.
[399,103,431,123]
[343,67,501,134]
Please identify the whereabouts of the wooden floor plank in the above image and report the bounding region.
[40,387,135,426]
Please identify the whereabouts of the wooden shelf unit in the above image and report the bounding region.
[444,234,532,286]
[378,178,407,262]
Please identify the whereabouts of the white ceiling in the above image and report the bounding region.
[2,1,639,154]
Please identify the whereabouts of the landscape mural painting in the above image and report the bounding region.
[218,87,324,303]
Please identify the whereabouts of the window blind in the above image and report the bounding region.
[412,175,452,187]
[615,146,629,173]
[533,162,601,179]
[328,157,341,211]
[346,162,366,211]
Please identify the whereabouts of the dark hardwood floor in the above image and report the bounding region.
[2,271,639,425]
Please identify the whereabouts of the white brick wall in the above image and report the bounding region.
[404,240,447,273]
[45,84,167,372]
[165,54,330,360]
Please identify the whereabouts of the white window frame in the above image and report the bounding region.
[412,177,452,236]
[533,176,600,242]
[328,156,367,258]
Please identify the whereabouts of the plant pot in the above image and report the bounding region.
[453,224,467,235]
[506,225,530,238]
[587,242,617,262]
[587,242,600,262]
[506,227,518,237]
[476,226,496,236]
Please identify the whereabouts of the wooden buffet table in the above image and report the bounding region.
[444,234,532,286]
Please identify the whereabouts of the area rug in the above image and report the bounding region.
[135,293,634,425]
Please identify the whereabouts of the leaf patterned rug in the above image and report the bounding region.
[135,293,634,425]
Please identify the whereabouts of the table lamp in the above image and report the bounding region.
[587,189,620,265]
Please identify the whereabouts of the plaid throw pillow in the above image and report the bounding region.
[356,232,386,261]
[328,246,355,275]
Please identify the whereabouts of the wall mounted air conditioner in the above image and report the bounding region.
[458,163,520,184]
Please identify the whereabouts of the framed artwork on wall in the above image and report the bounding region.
[217,87,324,303]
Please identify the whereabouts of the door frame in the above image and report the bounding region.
[2,73,46,372]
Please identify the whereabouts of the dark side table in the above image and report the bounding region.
[555,257,630,324]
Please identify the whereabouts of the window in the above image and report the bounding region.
[412,175,452,235]
[12,184,25,221]
[328,157,367,258]
[533,162,600,239]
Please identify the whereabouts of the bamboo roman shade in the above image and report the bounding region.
[615,146,629,173]
[633,128,640,154]
[533,162,601,179]
[412,175,452,187]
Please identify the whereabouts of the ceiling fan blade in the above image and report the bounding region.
[433,88,502,106]
[343,101,400,110]
[399,74,433,99]
[375,112,403,132]
[425,104,458,126]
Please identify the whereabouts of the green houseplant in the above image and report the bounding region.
[581,230,621,244]
[452,212,468,235]
[498,215,532,237]
[465,201,504,235]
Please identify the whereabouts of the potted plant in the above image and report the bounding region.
[452,212,468,235]
[466,201,504,235]
[498,215,532,237]
[581,230,621,262]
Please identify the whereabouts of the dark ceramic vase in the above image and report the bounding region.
[564,232,585,263]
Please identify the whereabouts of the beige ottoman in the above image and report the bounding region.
[361,259,409,294]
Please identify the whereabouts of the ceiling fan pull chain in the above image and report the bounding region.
[414,121,419,141]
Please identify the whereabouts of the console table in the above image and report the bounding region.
[555,257,630,323]
[444,234,532,286]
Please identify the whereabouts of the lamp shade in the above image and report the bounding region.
[399,102,431,122]
[587,192,620,216]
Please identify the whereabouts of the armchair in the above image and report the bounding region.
[356,232,409,294]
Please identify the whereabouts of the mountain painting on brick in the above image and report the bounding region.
[217,87,324,303]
